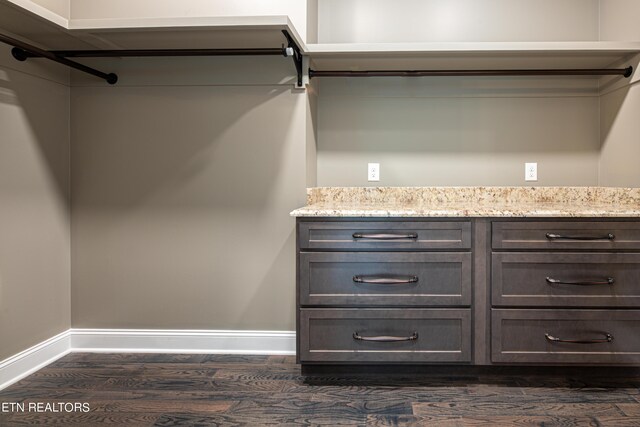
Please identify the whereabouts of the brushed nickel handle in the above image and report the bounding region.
[545,233,615,241]
[546,277,615,286]
[353,331,418,342]
[352,232,418,240]
[353,275,419,284]
[545,332,613,344]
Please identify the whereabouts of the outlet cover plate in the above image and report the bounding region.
[368,163,380,181]
[525,162,538,181]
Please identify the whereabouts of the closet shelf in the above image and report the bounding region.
[66,16,307,52]
[0,4,305,85]
[0,1,307,51]
[306,42,640,73]
[2,0,639,84]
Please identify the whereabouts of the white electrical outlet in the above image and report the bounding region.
[368,163,380,182]
[525,162,538,181]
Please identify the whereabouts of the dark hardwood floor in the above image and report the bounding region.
[1,353,640,426]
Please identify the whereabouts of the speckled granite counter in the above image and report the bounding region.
[290,187,640,217]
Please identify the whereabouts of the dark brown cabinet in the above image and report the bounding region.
[491,219,640,365]
[491,252,640,307]
[298,220,471,250]
[297,218,472,365]
[300,308,471,363]
[296,217,640,368]
[300,252,471,306]
[492,309,640,364]
[492,221,640,250]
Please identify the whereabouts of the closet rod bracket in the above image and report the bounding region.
[282,30,303,87]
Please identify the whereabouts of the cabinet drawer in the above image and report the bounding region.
[298,220,471,251]
[492,309,640,364]
[300,252,471,306]
[300,309,471,363]
[492,221,640,250]
[492,253,640,307]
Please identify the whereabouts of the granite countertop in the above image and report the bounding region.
[290,187,640,217]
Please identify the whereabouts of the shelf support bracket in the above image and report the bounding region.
[1,33,118,84]
[282,30,303,87]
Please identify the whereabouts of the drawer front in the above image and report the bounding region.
[298,220,471,251]
[492,221,640,250]
[300,252,471,307]
[492,252,640,307]
[492,309,640,364]
[300,309,471,363]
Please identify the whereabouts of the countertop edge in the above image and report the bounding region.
[289,208,640,218]
[292,186,640,217]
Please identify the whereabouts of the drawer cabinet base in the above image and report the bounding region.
[492,309,640,365]
[300,252,471,306]
[492,252,640,307]
[300,309,471,363]
[492,221,640,250]
[298,220,471,250]
[296,218,640,369]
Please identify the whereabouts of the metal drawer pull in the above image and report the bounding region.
[353,275,419,284]
[545,332,613,344]
[545,233,615,241]
[353,331,419,342]
[546,277,615,286]
[352,232,418,240]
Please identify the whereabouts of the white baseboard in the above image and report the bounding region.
[70,328,296,355]
[0,330,71,390]
[0,328,295,390]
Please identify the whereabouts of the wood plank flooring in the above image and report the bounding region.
[1,353,640,426]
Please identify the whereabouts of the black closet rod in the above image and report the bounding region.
[309,67,633,78]
[0,33,119,84]
[1,31,301,85]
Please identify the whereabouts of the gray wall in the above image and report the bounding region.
[315,0,640,188]
[600,79,640,186]
[318,0,599,43]
[314,0,606,187]
[600,0,640,42]
[70,57,309,330]
[0,45,70,360]
[598,0,640,187]
[317,78,600,187]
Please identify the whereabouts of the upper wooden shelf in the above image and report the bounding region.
[2,0,638,84]
[68,16,306,51]
[1,0,637,65]
[307,41,640,55]
[306,42,640,71]
[0,1,306,51]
